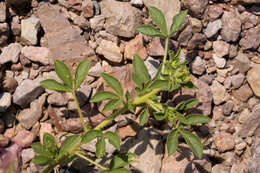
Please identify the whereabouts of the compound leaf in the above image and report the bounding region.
[74,59,90,90]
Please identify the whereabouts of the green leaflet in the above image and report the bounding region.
[101,73,124,97]
[74,59,90,90]
[54,59,73,89]
[167,129,179,156]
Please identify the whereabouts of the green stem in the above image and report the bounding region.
[75,153,108,170]
[146,99,163,112]
[72,91,89,133]
[162,37,169,74]
[132,88,161,105]
[94,105,128,130]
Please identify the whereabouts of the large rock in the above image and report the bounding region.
[17,94,46,129]
[100,0,142,38]
[13,77,44,108]
[22,46,51,65]
[238,104,260,138]
[213,132,235,152]
[161,144,211,173]
[37,3,94,67]
[203,19,222,38]
[221,11,241,42]
[21,16,40,46]
[0,43,22,65]
[210,80,229,105]
[239,26,260,50]
[247,66,260,97]
[96,39,122,63]
[121,128,163,173]
[248,138,260,173]
[181,0,208,18]
[143,0,181,30]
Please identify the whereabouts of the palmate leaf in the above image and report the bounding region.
[102,99,122,112]
[179,129,203,159]
[132,54,150,88]
[90,91,119,102]
[109,153,137,169]
[74,59,90,90]
[139,107,149,126]
[148,6,168,36]
[169,10,188,37]
[59,135,81,158]
[176,98,198,110]
[32,155,53,166]
[104,131,120,151]
[101,73,123,97]
[43,133,58,157]
[167,129,179,156]
[40,79,72,92]
[96,137,106,158]
[136,25,165,37]
[81,130,103,144]
[54,59,73,89]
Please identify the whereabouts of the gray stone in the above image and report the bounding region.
[143,0,180,30]
[0,2,6,22]
[248,138,260,173]
[204,19,222,38]
[37,3,94,65]
[190,17,202,33]
[17,94,46,129]
[239,104,260,138]
[100,0,142,38]
[181,0,208,18]
[0,43,22,65]
[213,54,226,68]
[191,56,206,75]
[210,80,229,105]
[21,16,40,45]
[221,11,241,42]
[90,15,105,32]
[130,0,143,7]
[96,39,122,63]
[213,40,230,58]
[0,92,12,113]
[229,44,238,58]
[205,5,223,22]
[21,46,51,65]
[178,25,193,46]
[223,101,234,116]
[88,62,104,77]
[13,77,44,108]
[21,148,35,164]
[47,92,67,106]
[239,109,251,124]
[247,65,260,97]
[231,53,251,74]
[232,84,253,102]
[144,56,160,79]
[121,128,163,173]
[231,73,245,89]
[213,132,235,152]
[187,33,207,50]
[239,26,260,50]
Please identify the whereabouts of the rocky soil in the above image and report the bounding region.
[0,0,260,172]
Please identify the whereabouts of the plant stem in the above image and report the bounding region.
[132,88,161,105]
[72,91,89,133]
[75,153,108,170]
[146,99,163,112]
[94,105,128,130]
[161,37,169,74]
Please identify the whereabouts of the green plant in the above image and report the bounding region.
[31,6,210,173]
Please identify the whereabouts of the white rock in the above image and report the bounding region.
[0,43,22,65]
[191,56,206,75]
[144,56,160,79]
[0,92,12,112]
[21,16,40,45]
[210,80,229,105]
[213,54,226,68]
[21,46,51,65]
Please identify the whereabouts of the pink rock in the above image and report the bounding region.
[213,132,235,152]
[147,37,165,56]
[12,130,34,148]
[124,34,147,60]
[21,46,51,65]
[39,122,54,143]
